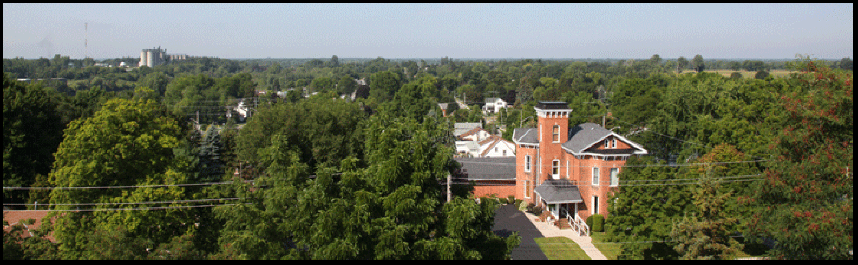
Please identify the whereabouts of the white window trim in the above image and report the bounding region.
[525,155,532,172]
[610,168,619,187]
[552,124,560,143]
[592,167,600,186]
[552,159,560,179]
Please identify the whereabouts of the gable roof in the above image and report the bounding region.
[561,123,646,155]
[512,128,539,145]
[479,136,514,157]
[459,127,489,139]
[454,157,516,180]
[454,122,482,136]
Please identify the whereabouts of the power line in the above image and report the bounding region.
[3,181,241,191]
[4,198,241,207]
[455,159,767,168]
[2,203,251,212]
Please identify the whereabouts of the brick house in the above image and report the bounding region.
[454,157,516,199]
[512,102,646,225]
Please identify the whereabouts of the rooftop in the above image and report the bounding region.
[535,101,570,110]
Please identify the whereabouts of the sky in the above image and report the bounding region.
[3,3,853,60]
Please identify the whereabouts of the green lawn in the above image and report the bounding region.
[590,232,623,260]
[589,231,770,260]
[533,237,591,260]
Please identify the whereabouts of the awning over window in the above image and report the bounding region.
[534,179,583,204]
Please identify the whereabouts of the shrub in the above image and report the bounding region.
[730,72,742,79]
[526,203,535,212]
[592,214,605,232]
[499,198,508,204]
[532,206,543,216]
[508,195,516,204]
[514,199,523,208]
[586,215,594,229]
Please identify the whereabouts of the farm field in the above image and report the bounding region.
[674,69,796,79]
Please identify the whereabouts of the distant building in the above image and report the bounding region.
[483,97,509,114]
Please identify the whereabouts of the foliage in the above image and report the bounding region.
[670,166,744,260]
[3,74,64,203]
[47,98,198,258]
[747,58,853,260]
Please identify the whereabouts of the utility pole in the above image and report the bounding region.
[447,174,452,203]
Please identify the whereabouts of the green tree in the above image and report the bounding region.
[677,56,689,73]
[47,98,198,259]
[369,71,401,102]
[338,75,358,95]
[3,74,64,203]
[691,55,705,73]
[606,156,689,260]
[670,152,744,260]
[747,58,853,260]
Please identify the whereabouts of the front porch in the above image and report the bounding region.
[534,179,591,236]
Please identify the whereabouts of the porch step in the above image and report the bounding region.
[554,218,572,229]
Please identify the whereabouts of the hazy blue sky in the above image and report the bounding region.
[3,3,853,59]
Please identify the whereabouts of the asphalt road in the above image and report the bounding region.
[492,204,548,260]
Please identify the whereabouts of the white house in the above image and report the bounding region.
[478,135,515,157]
[459,127,492,142]
[483,97,509,114]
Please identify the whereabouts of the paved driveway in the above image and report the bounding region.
[492,204,548,260]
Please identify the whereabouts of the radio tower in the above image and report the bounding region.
[85,22,88,59]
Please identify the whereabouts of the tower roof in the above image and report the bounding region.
[535,101,570,110]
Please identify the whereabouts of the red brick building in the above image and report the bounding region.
[454,157,516,199]
[512,102,646,223]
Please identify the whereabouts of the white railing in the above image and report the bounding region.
[573,212,590,236]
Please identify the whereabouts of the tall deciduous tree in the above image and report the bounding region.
[677,56,689,73]
[691,55,705,73]
[3,74,64,203]
[47,98,198,258]
[748,58,853,260]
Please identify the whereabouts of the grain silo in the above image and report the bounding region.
[140,50,148,67]
[146,49,157,68]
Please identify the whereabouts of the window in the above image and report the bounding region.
[552,160,560,179]
[605,137,610,148]
[502,149,507,156]
[593,196,600,215]
[552,125,560,142]
[612,138,617,148]
[610,168,619,186]
[525,155,531,172]
[592,167,600,186]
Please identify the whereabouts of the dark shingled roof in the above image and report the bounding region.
[562,123,613,154]
[512,128,539,144]
[534,179,583,204]
[535,101,570,110]
[454,157,516,181]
